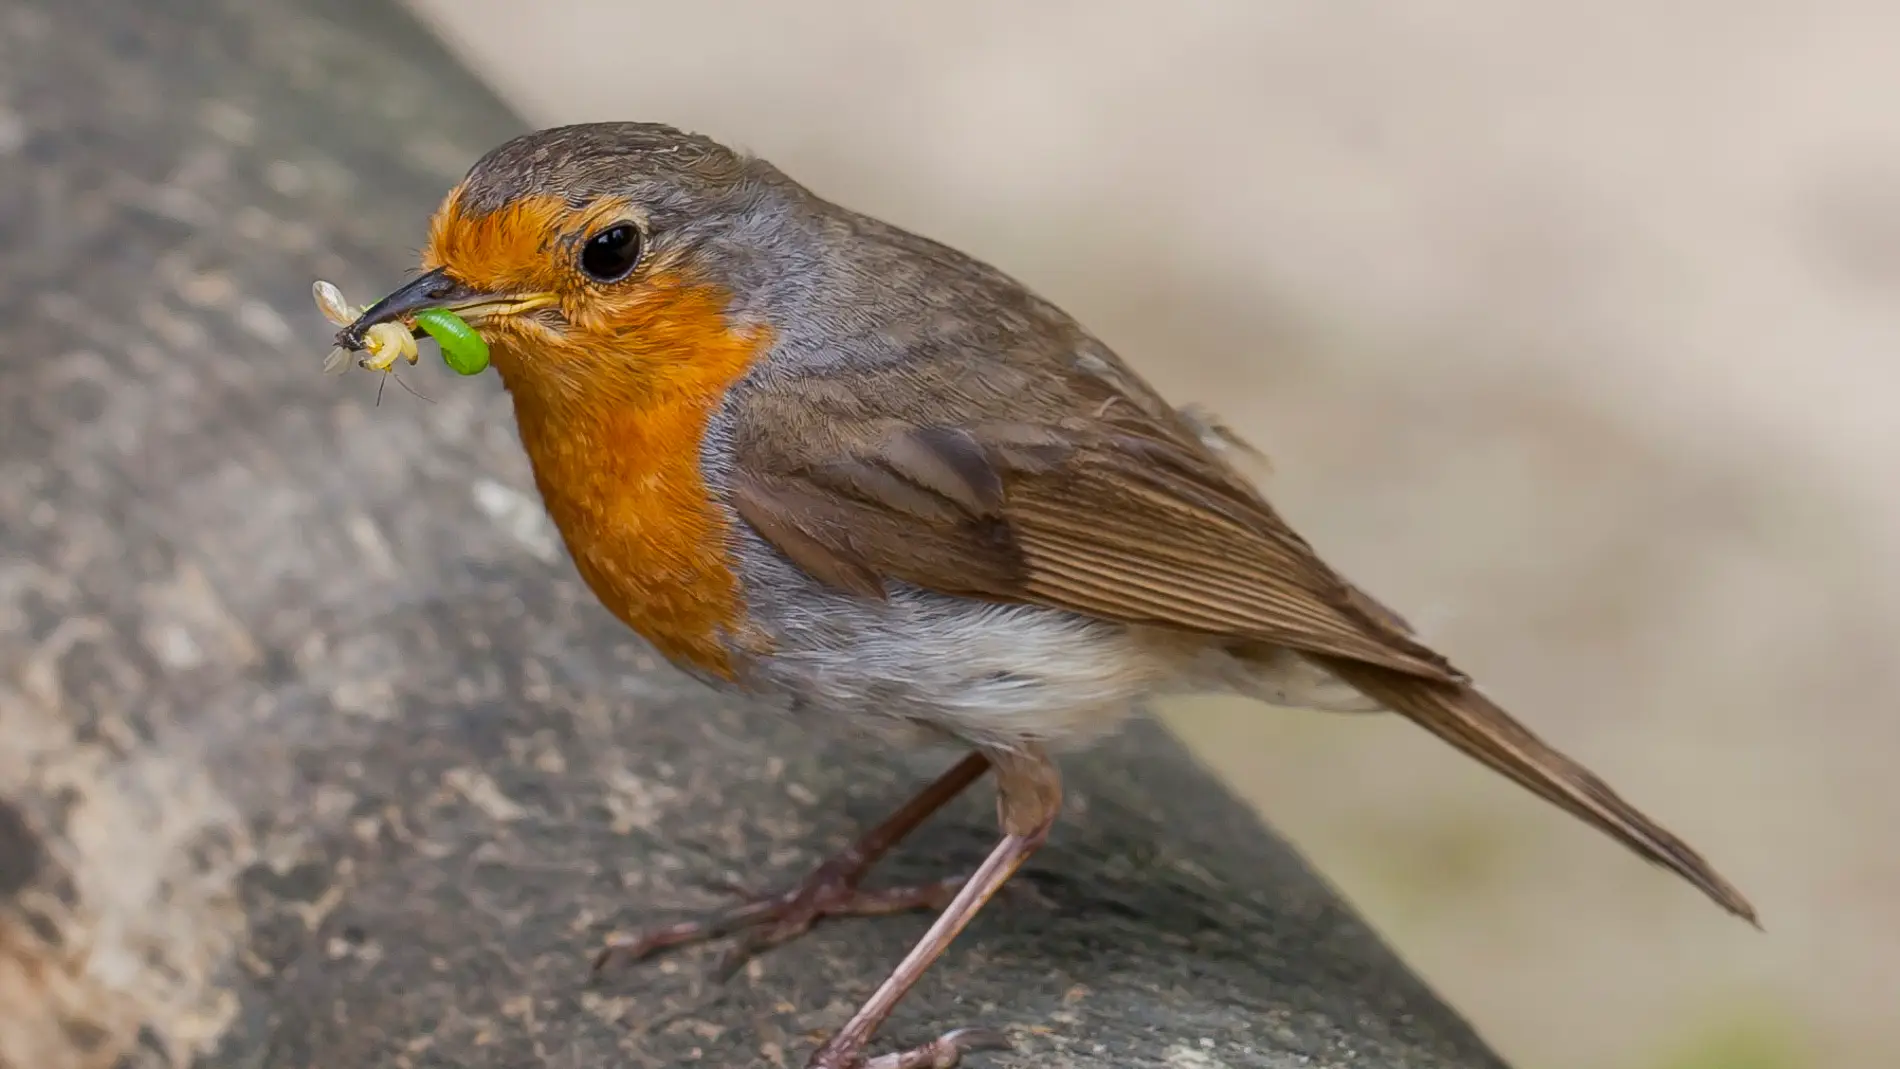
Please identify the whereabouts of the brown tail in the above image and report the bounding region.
[1321,659,1759,925]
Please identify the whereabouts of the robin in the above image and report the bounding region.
[338,122,1757,1069]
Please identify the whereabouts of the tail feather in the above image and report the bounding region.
[1321,658,1759,925]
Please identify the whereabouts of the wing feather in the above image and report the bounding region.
[727,381,1460,682]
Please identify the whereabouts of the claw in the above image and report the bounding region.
[940,1028,1012,1054]
[698,874,761,899]
[711,925,776,982]
[852,1027,1014,1069]
[590,916,706,973]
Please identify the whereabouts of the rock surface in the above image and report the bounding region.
[0,0,1508,1066]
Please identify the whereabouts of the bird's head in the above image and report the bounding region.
[339,122,793,406]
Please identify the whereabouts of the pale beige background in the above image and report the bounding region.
[403,3,1900,1067]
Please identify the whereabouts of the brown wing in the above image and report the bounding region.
[724,353,1462,683]
[724,346,1759,923]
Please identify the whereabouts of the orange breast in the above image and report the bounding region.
[496,275,771,681]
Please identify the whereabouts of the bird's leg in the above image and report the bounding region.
[807,745,1062,1069]
[594,751,991,977]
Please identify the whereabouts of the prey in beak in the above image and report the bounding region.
[317,267,558,377]
[334,267,556,351]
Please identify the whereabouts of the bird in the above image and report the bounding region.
[337,121,1757,1069]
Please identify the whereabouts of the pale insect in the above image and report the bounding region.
[313,280,420,375]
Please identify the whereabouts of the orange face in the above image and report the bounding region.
[411,182,774,680]
[421,190,704,391]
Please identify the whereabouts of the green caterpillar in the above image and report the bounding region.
[414,308,491,376]
[313,280,492,378]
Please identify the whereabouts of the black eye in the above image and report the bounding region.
[580,223,643,281]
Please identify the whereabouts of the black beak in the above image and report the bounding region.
[336,267,487,351]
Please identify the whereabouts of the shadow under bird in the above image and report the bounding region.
[337,121,1758,1069]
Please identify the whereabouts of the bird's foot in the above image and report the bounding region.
[592,857,964,980]
[812,1026,1013,1069]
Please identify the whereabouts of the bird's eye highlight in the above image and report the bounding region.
[580,223,643,282]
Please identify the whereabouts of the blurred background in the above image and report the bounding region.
[404,3,1898,1068]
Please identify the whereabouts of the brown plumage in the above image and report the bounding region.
[723,330,1756,925]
